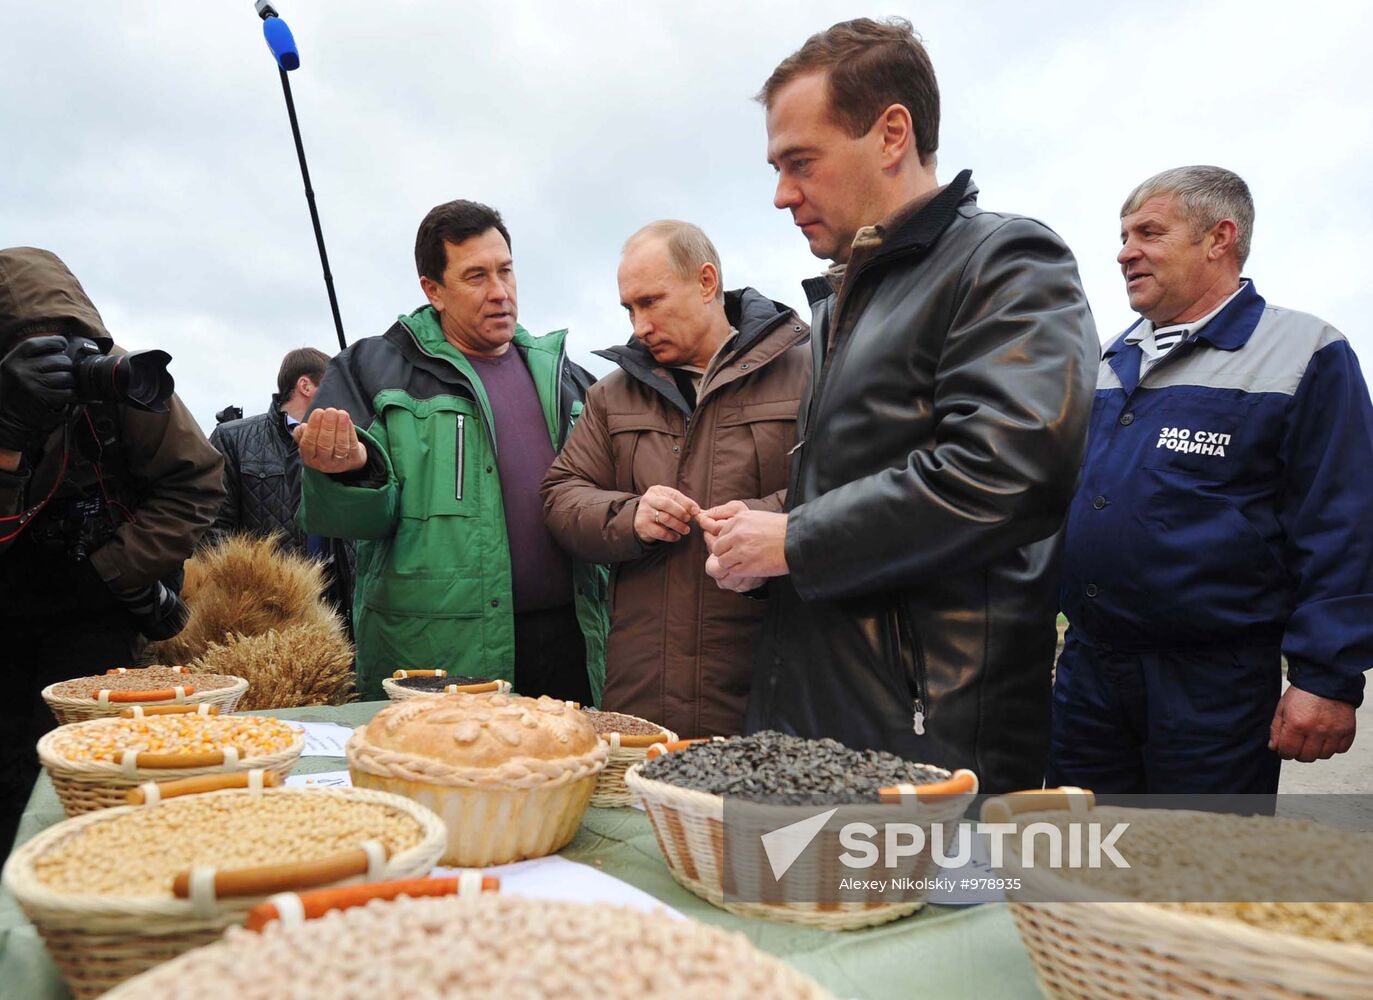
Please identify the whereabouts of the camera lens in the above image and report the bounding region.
[66,336,175,412]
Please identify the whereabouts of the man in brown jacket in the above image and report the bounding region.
[0,247,224,856]
[542,221,810,739]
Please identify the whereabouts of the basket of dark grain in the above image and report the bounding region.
[42,666,249,725]
[579,708,676,807]
[381,669,513,702]
[623,731,977,929]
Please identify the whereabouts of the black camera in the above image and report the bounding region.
[65,336,175,413]
[215,404,244,424]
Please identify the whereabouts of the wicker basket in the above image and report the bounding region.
[990,794,1373,1000]
[1,778,449,1000]
[381,676,512,702]
[623,759,977,930]
[42,669,249,725]
[585,711,677,808]
[37,712,305,816]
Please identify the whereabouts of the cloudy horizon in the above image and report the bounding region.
[3,1,1369,430]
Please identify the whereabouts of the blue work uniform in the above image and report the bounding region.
[1051,281,1373,792]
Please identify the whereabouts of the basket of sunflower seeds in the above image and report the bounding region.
[624,731,977,930]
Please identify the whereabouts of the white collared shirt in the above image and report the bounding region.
[1127,281,1248,378]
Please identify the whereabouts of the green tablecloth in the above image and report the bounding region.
[0,702,1042,999]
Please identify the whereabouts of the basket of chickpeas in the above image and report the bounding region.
[0,773,448,1000]
[42,665,249,724]
[37,706,305,816]
[381,668,513,702]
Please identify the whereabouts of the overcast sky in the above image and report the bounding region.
[3,1,1369,430]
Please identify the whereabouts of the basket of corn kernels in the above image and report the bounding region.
[36,707,305,815]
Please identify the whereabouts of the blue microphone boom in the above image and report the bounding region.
[254,1,347,350]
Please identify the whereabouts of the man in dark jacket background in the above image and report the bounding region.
[0,247,224,855]
[704,18,1099,792]
[542,220,810,739]
[208,347,354,629]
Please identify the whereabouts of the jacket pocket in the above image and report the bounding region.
[717,399,800,498]
[886,597,929,736]
[362,573,484,619]
[379,396,483,519]
[606,411,680,494]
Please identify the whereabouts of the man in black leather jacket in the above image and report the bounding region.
[703,18,1099,792]
[208,348,353,628]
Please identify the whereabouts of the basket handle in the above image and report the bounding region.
[97,686,195,705]
[127,769,280,805]
[173,841,392,902]
[392,669,447,679]
[607,731,670,750]
[123,748,238,769]
[243,873,501,932]
[120,704,219,718]
[979,786,1095,824]
[644,738,709,760]
[444,680,501,695]
[879,768,979,802]
[106,665,192,675]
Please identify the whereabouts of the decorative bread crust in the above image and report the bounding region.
[347,693,606,790]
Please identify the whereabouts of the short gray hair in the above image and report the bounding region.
[1121,165,1254,266]
[623,220,724,301]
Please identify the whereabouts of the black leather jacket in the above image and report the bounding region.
[745,172,1099,793]
[207,397,354,624]
[209,398,306,546]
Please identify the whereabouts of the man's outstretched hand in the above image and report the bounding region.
[294,407,367,474]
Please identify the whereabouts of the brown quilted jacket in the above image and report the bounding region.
[542,288,810,738]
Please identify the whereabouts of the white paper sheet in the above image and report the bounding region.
[283,768,353,788]
[431,855,683,918]
[284,721,356,757]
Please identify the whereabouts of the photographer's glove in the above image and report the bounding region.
[0,335,76,451]
[118,581,191,641]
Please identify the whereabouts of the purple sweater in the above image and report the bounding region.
[466,348,573,613]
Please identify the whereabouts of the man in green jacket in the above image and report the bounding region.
[295,200,607,702]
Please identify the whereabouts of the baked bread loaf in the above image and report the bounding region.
[347,693,606,865]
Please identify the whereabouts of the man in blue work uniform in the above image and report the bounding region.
[1051,165,1373,793]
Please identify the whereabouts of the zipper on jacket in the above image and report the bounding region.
[893,598,929,736]
[455,414,465,501]
[554,341,567,446]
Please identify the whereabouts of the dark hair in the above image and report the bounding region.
[414,200,512,283]
[277,347,331,400]
[757,17,940,166]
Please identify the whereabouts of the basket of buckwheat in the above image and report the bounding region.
[41,665,249,725]
[982,789,1373,1000]
[623,731,978,930]
[0,773,447,1000]
[100,889,834,1000]
[36,707,305,816]
[381,669,513,702]
[578,707,676,807]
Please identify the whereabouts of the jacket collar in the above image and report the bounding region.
[1104,280,1266,358]
[594,287,795,412]
[801,169,975,306]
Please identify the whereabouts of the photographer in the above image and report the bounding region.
[0,247,224,856]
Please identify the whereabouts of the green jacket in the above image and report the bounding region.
[298,306,608,701]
